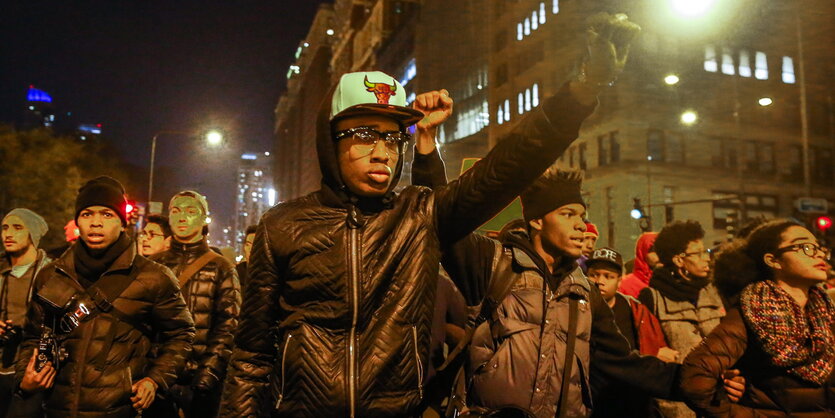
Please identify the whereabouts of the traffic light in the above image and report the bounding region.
[816,215,833,232]
[125,199,140,225]
[631,198,645,220]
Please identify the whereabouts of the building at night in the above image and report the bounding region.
[234,152,275,254]
[274,0,835,256]
[21,85,57,129]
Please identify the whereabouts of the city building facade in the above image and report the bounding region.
[234,152,274,254]
[274,0,835,256]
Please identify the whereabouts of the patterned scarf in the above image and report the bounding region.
[740,280,835,385]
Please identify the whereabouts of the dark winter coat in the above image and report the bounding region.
[443,232,680,418]
[681,308,835,417]
[16,242,195,418]
[220,83,595,418]
[0,249,51,371]
[151,239,240,389]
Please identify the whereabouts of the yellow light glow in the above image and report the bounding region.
[206,130,223,146]
[681,110,698,125]
[670,0,716,17]
[758,97,773,106]
[664,74,680,85]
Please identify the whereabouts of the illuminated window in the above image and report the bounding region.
[518,93,524,114]
[755,51,768,80]
[553,0,559,14]
[704,45,718,72]
[525,89,531,111]
[498,106,504,125]
[539,3,546,23]
[517,23,523,41]
[504,99,510,121]
[532,12,538,30]
[524,18,531,36]
[721,47,735,75]
[532,83,540,107]
[782,56,796,84]
[738,50,752,77]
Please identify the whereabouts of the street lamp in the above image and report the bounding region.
[664,74,680,85]
[680,110,698,125]
[148,129,225,204]
[670,0,716,17]
[758,97,773,107]
[206,130,224,147]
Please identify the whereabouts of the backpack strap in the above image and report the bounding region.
[177,251,222,287]
[437,241,515,373]
[427,241,518,416]
[556,294,580,418]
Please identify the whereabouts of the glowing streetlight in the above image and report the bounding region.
[664,74,680,85]
[206,130,224,147]
[670,0,716,17]
[680,110,698,125]
[758,97,773,107]
[630,209,644,220]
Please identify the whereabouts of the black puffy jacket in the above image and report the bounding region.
[220,83,594,418]
[16,242,195,418]
[152,239,240,389]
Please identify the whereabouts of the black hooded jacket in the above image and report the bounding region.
[220,83,595,418]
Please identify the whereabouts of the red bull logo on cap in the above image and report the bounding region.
[364,76,397,105]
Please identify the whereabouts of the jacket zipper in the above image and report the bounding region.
[274,333,293,409]
[412,326,423,399]
[347,227,361,418]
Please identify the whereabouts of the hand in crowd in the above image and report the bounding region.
[414,90,453,132]
[20,351,55,393]
[655,347,679,363]
[724,369,747,403]
[0,319,13,336]
[131,377,158,412]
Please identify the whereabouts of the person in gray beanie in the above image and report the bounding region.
[0,208,52,417]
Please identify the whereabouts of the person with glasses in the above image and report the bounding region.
[138,214,172,257]
[638,220,725,418]
[681,219,835,416]
[220,13,638,416]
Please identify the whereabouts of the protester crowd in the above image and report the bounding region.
[1,12,834,418]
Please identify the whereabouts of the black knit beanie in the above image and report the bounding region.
[520,168,585,223]
[75,176,128,225]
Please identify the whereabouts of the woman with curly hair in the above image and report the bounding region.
[680,219,835,417]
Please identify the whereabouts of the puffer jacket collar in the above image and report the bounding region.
[170,238,210,258]
[55,240,136,284]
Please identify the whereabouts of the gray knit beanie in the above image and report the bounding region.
[3,208,48,249]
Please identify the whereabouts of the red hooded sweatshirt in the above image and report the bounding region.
[618,232,657,298]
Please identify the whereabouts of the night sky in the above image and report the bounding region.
[2,0,327,226]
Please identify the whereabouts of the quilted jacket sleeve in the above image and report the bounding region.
[680,308,754,417]
[146,269,196,391]
[411,146,448,188]
[432,83,595,245]
[220,221,281,417]
[196,261,241,389]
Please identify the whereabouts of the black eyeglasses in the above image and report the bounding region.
[774,242,831,261]
[334,127,411,155]
[680,250,710,259]
[139,231,165,240]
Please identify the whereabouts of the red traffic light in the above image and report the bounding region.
[816,216,833,230]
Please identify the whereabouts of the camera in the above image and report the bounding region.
[36,327,67,372]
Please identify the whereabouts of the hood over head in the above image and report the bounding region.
[631,231,658,282]
[316,71,423,224]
